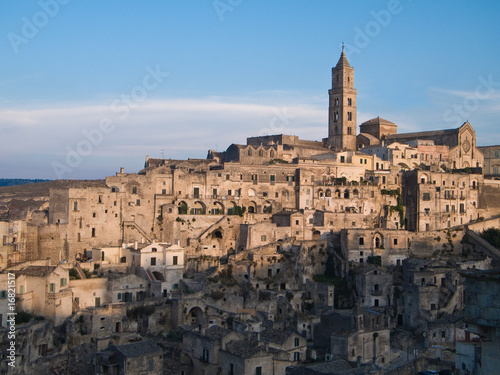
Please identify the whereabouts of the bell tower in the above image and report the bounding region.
[327,46,357,150]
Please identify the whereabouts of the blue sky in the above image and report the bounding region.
[1,0,500,179]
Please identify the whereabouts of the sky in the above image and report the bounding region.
[1,0,500,179]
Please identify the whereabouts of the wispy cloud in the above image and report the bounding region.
[0,94,326,178]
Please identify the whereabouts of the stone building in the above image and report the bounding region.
[94,339,163,375]
[354,265,393,308]
[314,308,391,365]
[402,259,464,329]
[15,264,72,326]
[403,169,482,232]
[458,269,500,375]
[325,47,358,151]
[477,144,500,178]
[181,325,242,375]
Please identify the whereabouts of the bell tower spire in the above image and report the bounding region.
[327,47,357,150]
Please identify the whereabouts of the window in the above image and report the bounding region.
[193,187,199,199]
[150,257,156,266]
[340,156,345,163]
[248,149,253,156]
[202,348,209,363]
[495,150,499,158]
[136,199,140,206]
[19,286,24,294]
[294,337,299,347]
[73,202,78,211]
[162,189,166,194]
[441,330,446,338]
[393,238,398,245]
[49,283,56,293]
[270,175,275,185]
[256,367,262,375]
[294,352,300,361]
[422,192,431,201]
[91,228,96,237]
[261,235,267,242]
[60,278,67,287]
[132,186,137,194]
[347,111,352,121]
[347,127,352,135]
[98,195,102,203]
[95,297,100,307]
[226,174,230,180]
[149,360,154,371]
[229,364,234,375]
[173,256,178,265]
[348,98,352,106]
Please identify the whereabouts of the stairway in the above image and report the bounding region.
[123,221,152,243]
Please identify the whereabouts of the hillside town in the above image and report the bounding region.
[1,49,500,375]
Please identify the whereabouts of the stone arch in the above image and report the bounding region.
[152,271,165,282]
[419,174,429,184]
[248,201,257,214]
[178,201,188,214]
[270,150,275,158]
[110,186,120,193]
[373,232,384,249]
[352,189,359,198]
[398,162,410,170]
[211,202,224,215]
[191,201,206,215]
[187,306,204,327]
[325,189,332,197]
[344,190,350,199]
[248,188,257,197]
[335,189,341,198]
[313,230,321,240]
[318,189,324,198]
[263,201,272,214]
